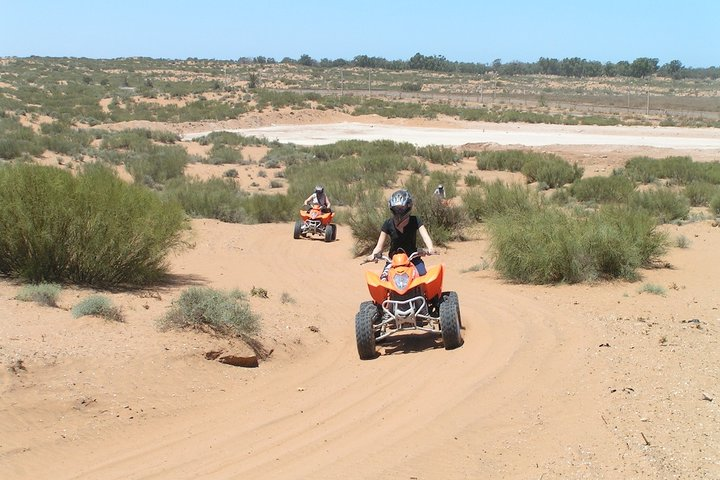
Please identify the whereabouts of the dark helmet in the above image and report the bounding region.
[388,189,413,218]
[315,185,324,194]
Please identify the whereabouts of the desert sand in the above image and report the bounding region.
[1,111,719,479]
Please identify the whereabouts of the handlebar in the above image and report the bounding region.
[359,249,432,265]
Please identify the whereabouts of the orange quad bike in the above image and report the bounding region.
[355,250,463,360]
[293,204,336,242]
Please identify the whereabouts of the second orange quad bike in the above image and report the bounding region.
[293,204,336,242]
[355,250,463,360]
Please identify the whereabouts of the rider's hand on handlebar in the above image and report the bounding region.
[367,252,383,262]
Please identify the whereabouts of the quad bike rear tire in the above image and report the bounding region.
[293,220,302,239]
[331,223,337,241]
[439,291,463,350]
[355,301,378,360]
[324,224,335,242]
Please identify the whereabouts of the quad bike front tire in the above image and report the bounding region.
[355,301,378,360]
[439,291,463,350]
[331,223,337,241]
[293,220,303,239]
[324,224,335,242]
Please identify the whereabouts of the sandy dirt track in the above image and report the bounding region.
[2,116,720,479]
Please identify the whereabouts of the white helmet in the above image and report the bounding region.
[388,189,413,219]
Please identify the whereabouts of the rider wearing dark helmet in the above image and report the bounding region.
[304,185,332,212]
[367,189,435,278]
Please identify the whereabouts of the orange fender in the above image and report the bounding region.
[365,270,387,305]
[421,264,444,301]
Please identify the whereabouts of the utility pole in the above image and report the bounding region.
[340,71,344,97]
[368,71,371,94]
[646,88,650,115]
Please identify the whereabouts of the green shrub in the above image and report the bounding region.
[711,194,720,216]
[255,89,313,110]
[578,115,621,126]
[521,154,583,188]
[486,205,668,284]
[0,118,45,159]
[353,99,430,119]
[150,130,180,144]
[401,175,467,245]
[416,145,458,165]
[285,149,408,207]
[464,174,483,187]
[159,287,259,337]
[165,177,295,224]
[241,193,295,223]
[476,150,528,172]
[400,82,423,92]
[569,175,635,203]
[198,131,259,147]
[629,188,690,224]
[72,295,124,321]
[428,171,460,198]
[462,180,542,222]
[15,283,62,307]
[206,144,245,165]
[41,126,94,156]
[407,157,429,175]
[683,181,720,207]
[101,129,153,151]
[124,144,189,185]
[164,176,249,223]
[0,163,186,286]
[638,283,666,296]
[624,156,720,185]
[675,235,690,248]
[310,139,416,161]
[347,190,388,256]
[263,144,315,168]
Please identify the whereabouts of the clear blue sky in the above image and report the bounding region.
[1,0,717,68]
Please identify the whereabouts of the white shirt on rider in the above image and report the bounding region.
[306,192,329,207]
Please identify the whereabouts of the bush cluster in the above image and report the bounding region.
[159,287,259,337]
[624,155,720,185]
[15,283,62,307]
[521,154,584,188]
[0,163,186,286]
[486,205,668,284]
[629,187,690,224]
[569,175,635,203]
[72,294,124,322]
[462,180,543,222]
